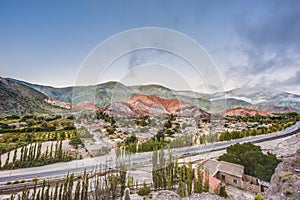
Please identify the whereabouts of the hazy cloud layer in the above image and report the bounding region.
[280,70,300,86]
[220,1,300,93]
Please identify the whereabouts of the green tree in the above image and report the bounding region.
[53,182,59,200]
[12,148,17,164]
[194,165,203,193]
[203,168,209,192]
[69,135,83,148]
[26,119,35,126]
[178,166,186,197]
[119,164,127,197]
[152,148,158,189]
[74,179,81,200]
[186,161,193,195]
[218,142,281,181]
[219,185,228,198]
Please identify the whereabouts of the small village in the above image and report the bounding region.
[0,109,298,199]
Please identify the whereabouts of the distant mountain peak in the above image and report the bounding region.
[103,94,210,119]
[222,107,274,117]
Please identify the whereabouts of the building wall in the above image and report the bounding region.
[216,172,262,193]
[215,171,244,188]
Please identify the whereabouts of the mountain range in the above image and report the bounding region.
[222,107,274,117]
[1,77,300,116]
[101,94,211,118]
[0,78,66,116]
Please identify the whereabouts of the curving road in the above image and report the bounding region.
[0,121,299,184]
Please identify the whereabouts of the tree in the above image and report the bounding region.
[194,165,203,193]
[58,183,63,200]
[158,148,166,189]
[74,180,81,200]
[26,119,36,126]
[41,121,48,128]
[81,170,88,200]
[155,130,165,142]
[219,185,228,198]
[45,181,50,200]
[119,164,127,197]
[178,165,186,197]
[218,142,281,181]
[203,168,209,192]
[41,180,46,200]
[152,148,158,189]
[12,148,17,164]
[53,182,59,200]
[36,190,41,200]
[69,135,83,148]
[186,161,193,195]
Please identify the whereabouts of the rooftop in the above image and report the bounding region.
[200,159,245,178]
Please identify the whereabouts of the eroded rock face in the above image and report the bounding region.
[249,105,300,114]
[75,101,99,111]
[264,149,300,200]
[222,107,273,117]
[102,94,210,119]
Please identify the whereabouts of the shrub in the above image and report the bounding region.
[286,189,293,196]
[255,194,266,200]
[137,182,151,196]
[32,177,39,182]
[284,172,292,180]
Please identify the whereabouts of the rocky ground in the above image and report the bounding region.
[226,185,254,200]
[129,190,226,200]
[264,148,300,200]
[260,131,300,158]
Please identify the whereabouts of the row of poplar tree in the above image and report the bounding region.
[151,148,211,198]
[10,171,88,200]
[0,140,72,170]
[10,164,129,200]
[7,149,227,199]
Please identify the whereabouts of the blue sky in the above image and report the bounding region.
[1,0,299,93]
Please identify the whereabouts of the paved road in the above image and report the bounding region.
[0,121,299,184]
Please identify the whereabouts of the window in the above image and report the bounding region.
[233,179,238,184]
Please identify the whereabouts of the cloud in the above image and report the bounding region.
[237,8,300,52]
[128,52,146,69]
[223,1,300,92]
[280,70,300,86]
